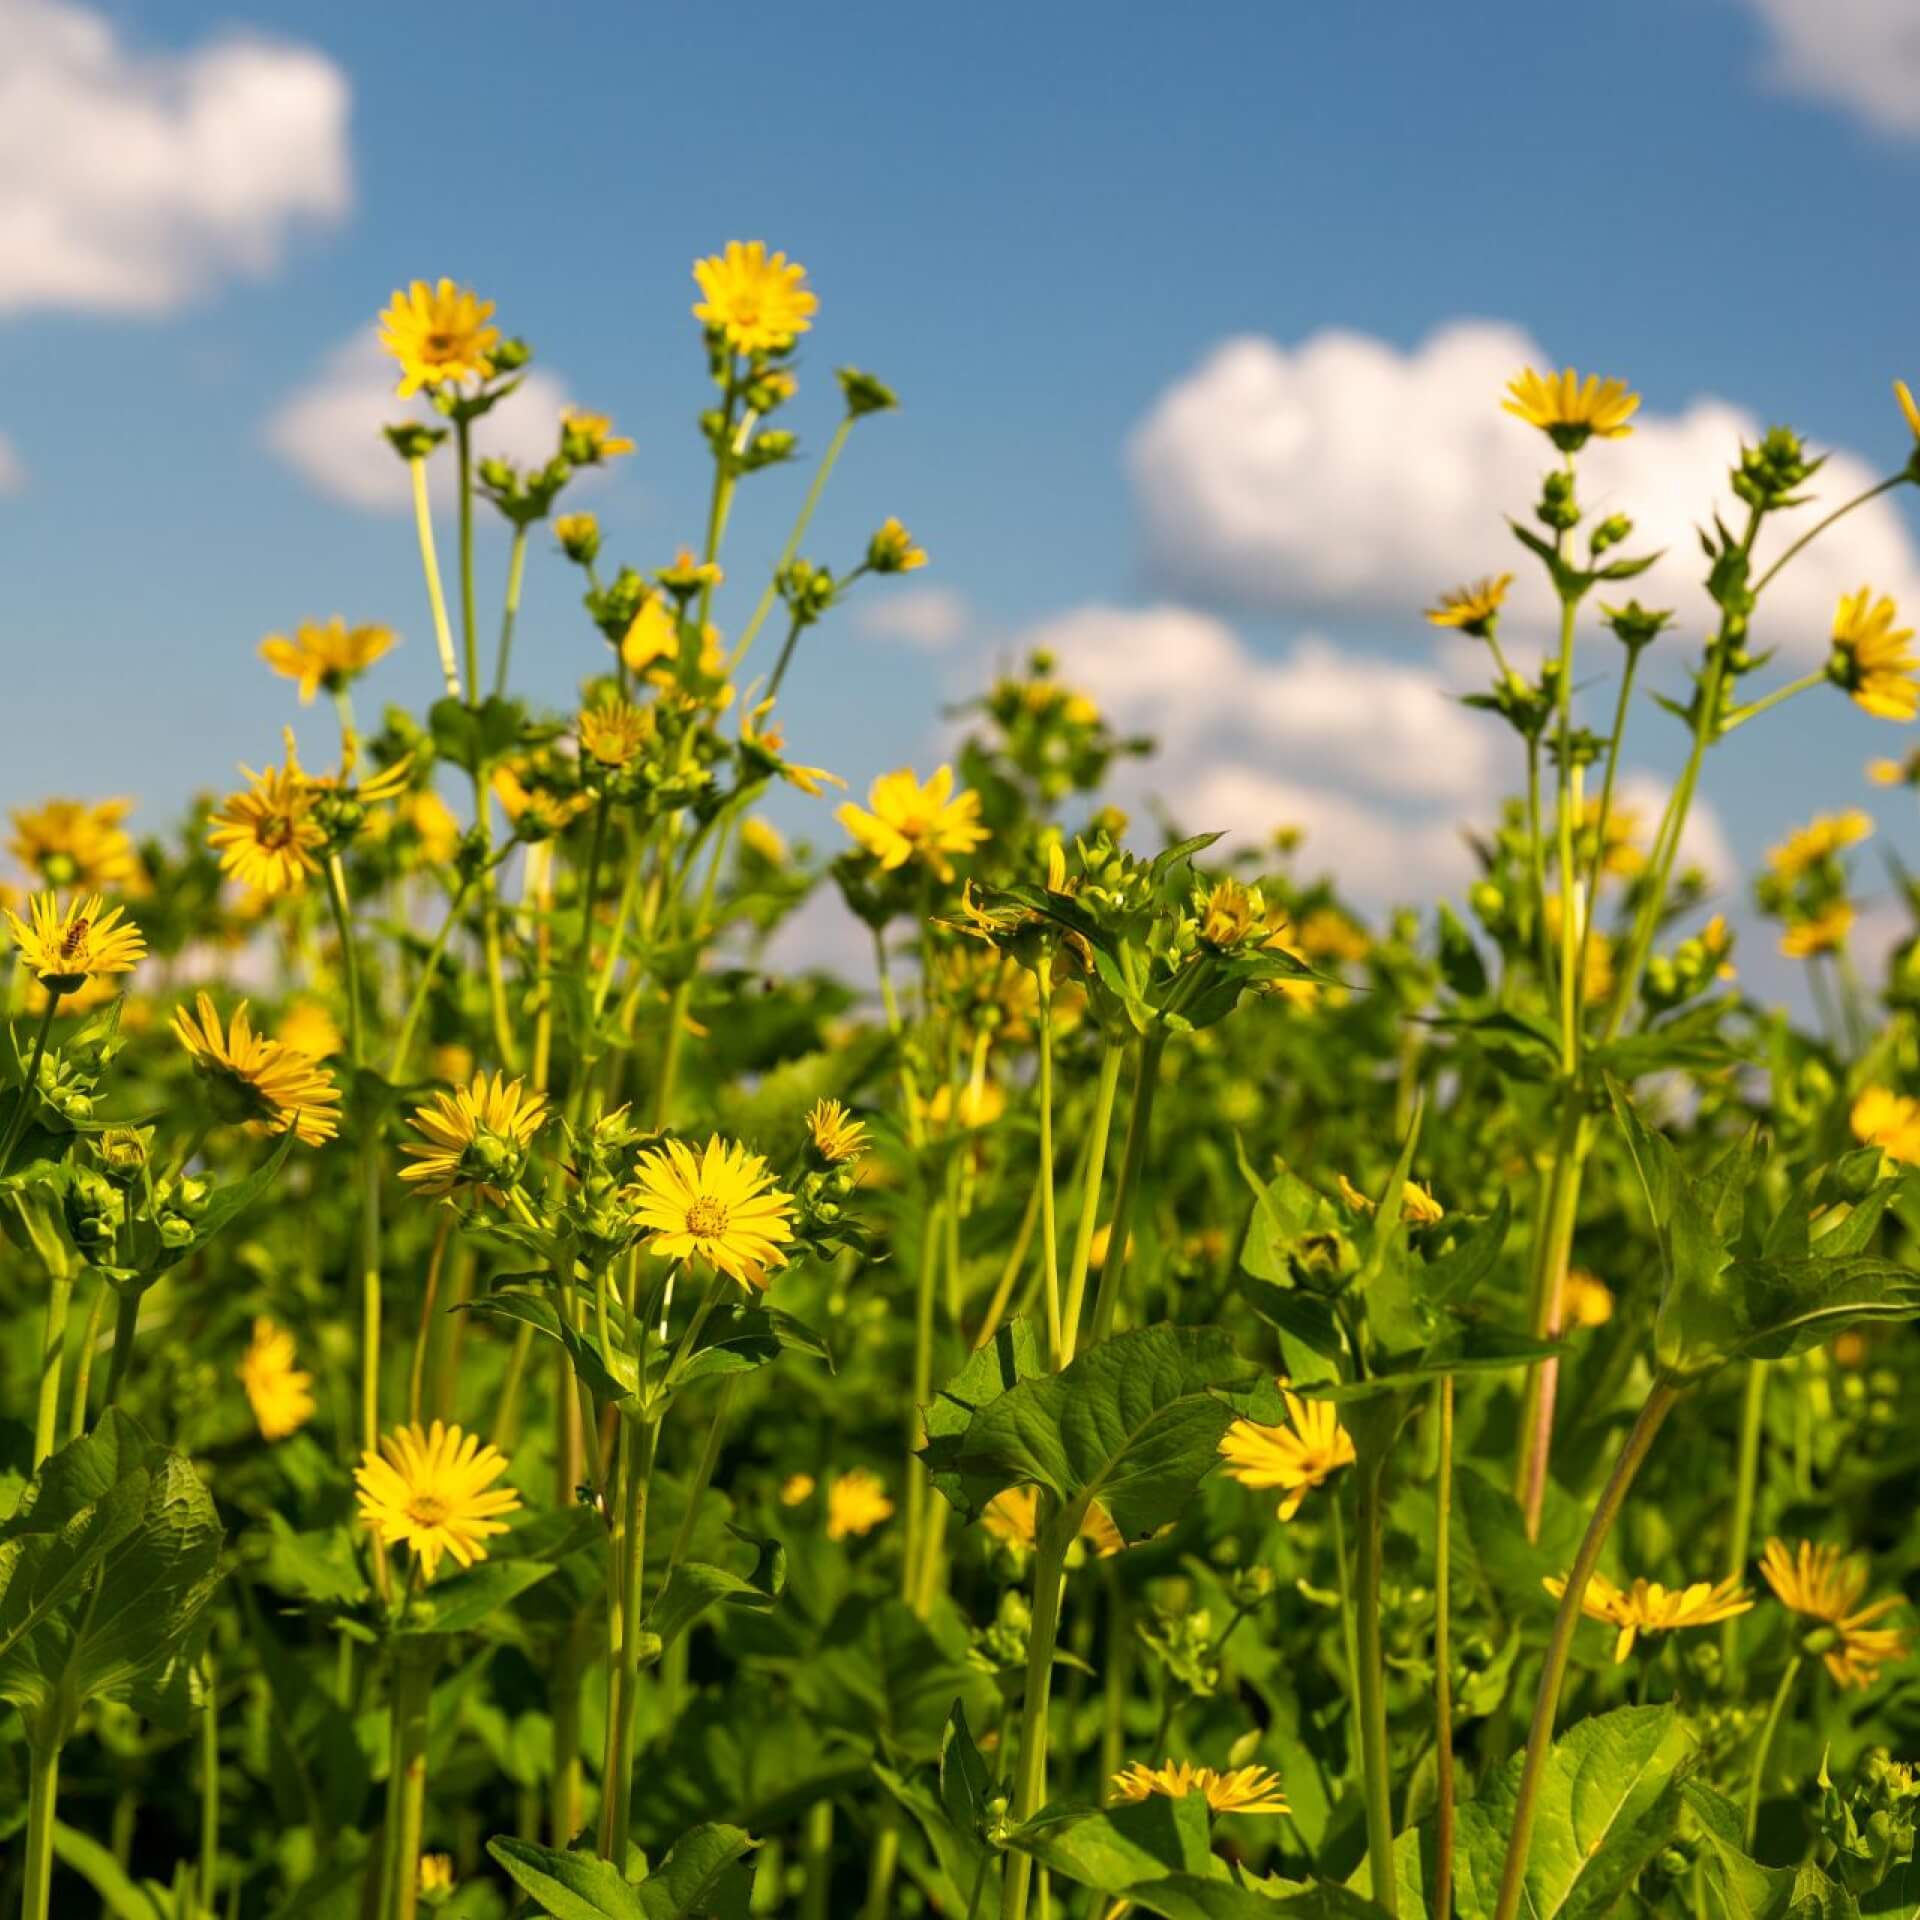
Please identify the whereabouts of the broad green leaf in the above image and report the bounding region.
[940,1700,994,1842]
[486,1838,645,1919]
[1421,1192,1513,1307]
[1012,1792,1219,1890]
[921,1318,1044,1514]
[874,1763,990,1916]
[646,1530,786,1653]
[50,1822,170,1919]
[677,1302,833,1384]
[1719,1254,1920,1362]
[797,1595,995,1765]
[398,1558,558,1637]
[939,1325,1260,1538]
[635,1823,758,1919]
[461,1287,634,1406]
[164,1126,296,1269]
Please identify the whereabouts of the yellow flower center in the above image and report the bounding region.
[407,1493,452,1527]
[425,331,453,355]
[685,1196,730,1239]
[259,815,294,849]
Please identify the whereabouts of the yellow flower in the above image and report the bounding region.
[579,694,653,771]
[740,816,787,864]
[1426,574,1513,636]
[355,1420,521,1581]
[658,547,725,597]
[258,618,396,705]
[239,1317,316,1441]
[1542,1570,1752,1663]
[981,1485,1125,1558]
[1769,810,1872,880]
[560,407,634,465]
[1296,909,1370,965]
[208,749,327,897]
[9,797,140,892]
[836,765,988,880]
[5,891,145,988]
[1851,1086,1920,1166]
[825,1468,894,1542]
[1759,1538,1911,1690]
[172,993,341,1146]
[692,241,818,355]
[378,279,499,397]
[780,1473,816,1506]
[1561,1269,1615,1329]
[402,789,462,864]
[627,1135,797,1290]
[924,1077,1007,1131]
[1111,1760,1289,1816]
[1829,587,1919,721]
[1502,367,1640,448]
[1218,1388,1356,1521]
[1199,878,1264,948]
[1897,379,1920,443]
[418,1854,456,1897]
[493,762,591,840]
[867,517,928,574]
[1868,752,1920,787]
[740,703,844,797]
[1543,894,1615,1002]
[1780,902,1853,959]
[805,1097,868,1164]
[554,512,600,565]
[277,999,342,1061]
[400,1073,549,1205]
[1336,1171,1443,1226]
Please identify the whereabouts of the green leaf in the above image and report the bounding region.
[50,1822,170,1919]
[398,1558,558,1637]
[1012,1793,1219,1890]
[164,1126,296,1268]
[1420,1193,1512,1308]
[921,1319,1044,1515]
[646,1531,786,1653]
[798,1596,995,1765]
[461,1286,635,1405]
[1436,902,1488,999]
[937,1325,1260,1538]
[676,1302,833,1385]
[486,1838,645,1919]
[635,1823,758,1919]
[430,694,528,775]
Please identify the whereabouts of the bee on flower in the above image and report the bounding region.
[5,891,145,991]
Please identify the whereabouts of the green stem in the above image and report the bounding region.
[1551,594,1580,1072]
[455,418,479,706]
[100,1284,142,1411]
[1001,1513,1070,1920]
[67,1273,106,1440]
[1489,1381,1681,1920]
[1330,1492,1362,1785]
[408,1214,454,1426]
[1355,1461,1399,1916]
[323,856,363,1069]
[1750,474,1907,595]
[1433,1378,1456,1920]
[21,1738,60,1920]
[199,1652,219,1912]
[1744,1655,1802,1847]
[1085,1030,1167,1347]
[32,1267,74,1469]
[1579,649,1641,931]
[601,1415,658,1863]
[1718,672,1823,736]
[801,1800,835,1920]
[408,457,462,700]
[1058,1043,1123,1366]
[573,792,613,979]
[358,1136,384,1457]
[971,1168,1043,1351]
[0,994,60,1177]
[1036,961,1062,1368]
[903,1200,943,1605]
[495,523,529,697]
[386,1655,435,1920]
[549,1625,586,1847]
[1523,742,1558,1009]
[733,415,855,669]
[1723,1360,1769,1670]
[387,879,472,1080]
[765,613,807,704]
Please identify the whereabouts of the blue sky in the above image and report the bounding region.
[7,0,1920,991]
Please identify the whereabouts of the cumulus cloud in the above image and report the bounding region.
[1613,772,1737,891]
[1129,320,1920,661]
[0,0,349,315]
[264,333,578,513]
[856,585,972,651]
[0,433,25,495]
[1739,0,1920,138]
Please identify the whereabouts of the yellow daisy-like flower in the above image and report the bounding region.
[1296,908,1370,965]
[780,1472,816,1506]
[980,1485,1126,1558]
[1768,810,1872,880]
[825,1468,894,1542]
[172,993,341,1146]
[1759,1538,1911,1690]
[627,1135,797,1290]
[1561,1269,1615,1329]
[1199,877,1264,948]
[924,1077,1008,1132]
[493,762,592,841]
[208,750,327,897]
[1851,1086,1920,1166]
[277,999,342,1061]
[692,241,818,355]
[578,694,653,772]
[1868,751,1920,787]
[1829,587,1920,721]
[1336,1171,1444,1226]
[836,765,988,880]
[1502,366,1641,448]
[620,598,680,679]
[805,1097,868,1165]
[740,702,844,797]
[559,407,635,465]
[1218,1388,1356,1522]
[355,1420,521,1581]
[378,279,500,397]
[1780,902,1853,959]
[418,1854,456,1897]
[239,1317,316,1442]
[553,512,600,565]
[258,618,396,705]
[9,797,140,892]
[5,892,145,989]
[399,1072,549,1206]
[867,517,928,574]
[1111,1760,1289,1817]
[1543,1569,1753,1663]
[1425,573,1514,636]
[740,817,787,865]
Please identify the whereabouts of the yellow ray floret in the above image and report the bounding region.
[1543,1569,1752,1663]
[981,1485,1126,1557]
[836,765,989,880]
[1111,1759,1289,1815]
[172,992,340,1146]
[355,1420,521,1580]
[1759,1538,1911,1690]
[259,617,396,704]
[9,797,140,892]
[5,891,145,987]
[1426,574,1513,634]
[1829,587,1919,722]
[805,1097,868,1165]
[1218,1387,1355,1521]
[400,1072,549,1205]
[1502,366,1640,446]
[378,279,500,397]
[692,241,818,355]
[626,1135,797,1290]
[239,1317,316,1442]
[825,1468,894,1541]
[208,752,327,897]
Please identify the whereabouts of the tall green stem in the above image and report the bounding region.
[1433,1378,1457,1920]
[1744,1655,1802,1847]
[732,415,855,669]
[602,1414,658,1863]
[386,1655,435,1920]
[32,1268,74,1469]
[1036,961,1063,1367]
[1550,593,1580,1073]
[1058,1044,1122,1365]
[198,1653,220,1912]
[1354,1460,1399,1916]
[1085,1030,1167,1347]
[455,419,479,704]
[323,856,364,1069]
[408,457,461,700]
[1723,1360,1769,1669]
[1490,1382,1681,1920]
[495,523,529,697]
[1329,1492,1363,1786]
[1001,1514,1069,1920]
[388,879,473,1080]
[21,1738,60,1920]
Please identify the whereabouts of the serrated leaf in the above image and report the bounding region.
[646,1531,786,1653]
[486,1838,645,1919]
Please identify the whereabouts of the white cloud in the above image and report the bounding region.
[0,433,25,495]
[1128,321,1920,662]
[264,333,578,513]
[1740,0,1920,137]
[856,584,971,651]
[1613,773,1737,890]
[0,0,349,315]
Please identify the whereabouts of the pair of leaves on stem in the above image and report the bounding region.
[487,1821,756,1918]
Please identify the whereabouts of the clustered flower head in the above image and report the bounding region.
[692,241,818,356]
[259,618,396,705]
[626,1134,797,1290]
[1852,1086,1920,1167]
[239,1317,316,1441]
[400,1072,549,1206]
[5,891,145,991]
[1828,587,1920,722]
[1503,366,1641,450]
[836,765,989,882]
[379,279,501,396]
[355,1421,522,1580]
[172,993,341,1146]
[1426,573,1513,637]
[9,797,141,892]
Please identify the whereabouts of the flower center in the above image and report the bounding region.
[259,815,293,849]
[407,1493,452,1527]
[425,331,453,355]
[685,1196,730,1239]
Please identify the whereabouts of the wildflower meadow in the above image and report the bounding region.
[10,249,1920,1920]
